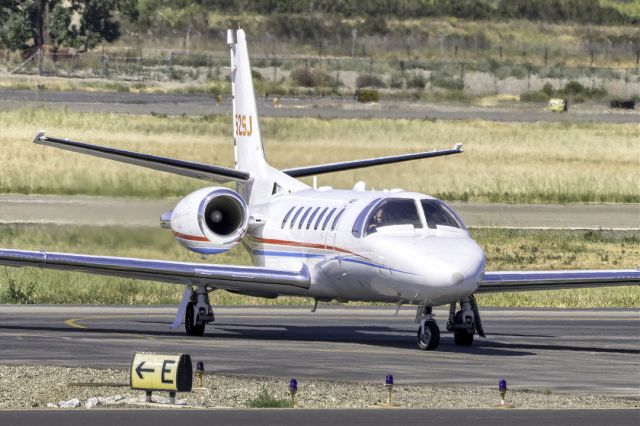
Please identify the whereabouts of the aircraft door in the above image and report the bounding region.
[324,203,350,274]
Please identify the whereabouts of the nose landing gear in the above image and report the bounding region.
[185,285,215,336]
[416,306,440,350]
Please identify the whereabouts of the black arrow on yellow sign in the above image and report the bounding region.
[135,361,155,379]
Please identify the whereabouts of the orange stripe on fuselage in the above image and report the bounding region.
[174,231,209,242]
[249,236,367,259]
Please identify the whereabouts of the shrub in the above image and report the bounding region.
[520,91,549,102]
[406,73,427,89]
[246,388,291,408]
[355,74,386,88]
[355,89,379,103]
[290,67,337,88]
[562,81,585,95]
[430,74,463,90]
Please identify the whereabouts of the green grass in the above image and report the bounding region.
[246,388,292,408]
[0,107,638,203]
[0,224,637,307]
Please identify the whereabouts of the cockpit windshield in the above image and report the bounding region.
[365,199,422,235]
[421,199,465,230]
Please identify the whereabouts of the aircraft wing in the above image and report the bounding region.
[282,145,463,177]
[0,248,310,294]
[33,132,250,183]
[477,270,640,293]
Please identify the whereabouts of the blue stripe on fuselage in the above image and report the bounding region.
[253,250,415,275]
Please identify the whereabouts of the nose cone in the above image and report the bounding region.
[374,235,485,298]
[416,236,485,289]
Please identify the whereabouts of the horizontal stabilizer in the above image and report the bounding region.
[33,132,250,183]
[478,269,640,293]
[282,144,463,177]
[0,248,310,292]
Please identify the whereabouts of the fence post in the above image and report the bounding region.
[37,49,43,76]
[167,51,173,80]
[460,62,465,90]
[351,29,357,58]
[102,54,109,78]
[544,45,548,67]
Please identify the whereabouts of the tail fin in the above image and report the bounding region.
[227,27,307,204]
[228,27,267,174]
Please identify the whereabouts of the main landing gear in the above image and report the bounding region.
[446,295,485,347]
[185,285,215,336]
[416,295,485,350]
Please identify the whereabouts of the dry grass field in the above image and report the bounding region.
[0,225,637,307]
[0,108,637,203]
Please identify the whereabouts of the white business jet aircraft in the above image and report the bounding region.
[1,28,638,350]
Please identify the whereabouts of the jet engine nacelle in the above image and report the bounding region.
[170,187,249,255]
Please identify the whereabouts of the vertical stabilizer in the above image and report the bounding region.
[228,27,267,175]
[227,27,307,204]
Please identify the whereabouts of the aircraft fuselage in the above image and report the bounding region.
[245,188,486,306]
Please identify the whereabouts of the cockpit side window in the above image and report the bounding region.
[421,199,463,230]
[365,199,422,236]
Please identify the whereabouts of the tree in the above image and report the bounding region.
[0,0,122,52]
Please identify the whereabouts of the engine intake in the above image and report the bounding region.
[170,187,248,254]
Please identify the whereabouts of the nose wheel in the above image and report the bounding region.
[417,320,440,350]
[415,306,440,350]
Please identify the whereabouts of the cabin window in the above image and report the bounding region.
[298,207,313,229]
[365,199,422,235]
[289,207,304,229]
[314,207,329,230]
[322,208,337,231]
[421,200,464,230]
[306,207,321,229]
[330,208,346,231]
[281,206,295,229]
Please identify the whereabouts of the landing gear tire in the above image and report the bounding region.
[453,311,474,346]
[185,302,205,336]
[417,320,440,350]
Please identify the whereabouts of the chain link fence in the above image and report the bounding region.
[1,48,638,97]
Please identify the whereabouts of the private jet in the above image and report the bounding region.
[1,27,638,350]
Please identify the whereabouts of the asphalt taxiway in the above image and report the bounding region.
[0,89,637,123]
[0,195,637,230]
[1,408,639,426]
[0,306,638,396]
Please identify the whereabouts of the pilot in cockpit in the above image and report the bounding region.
[367,206,385,234]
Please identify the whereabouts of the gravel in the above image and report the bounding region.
[1,365,637,409]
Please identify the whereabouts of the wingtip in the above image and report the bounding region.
[454,143,464,152]
[33,131,46,144]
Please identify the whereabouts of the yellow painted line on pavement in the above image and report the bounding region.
[63,314,172,339]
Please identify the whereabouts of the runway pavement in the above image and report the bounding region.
[0,89,638,123]
[1,408,639,426]
[0,195,637,229]
[0,306,638,396]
